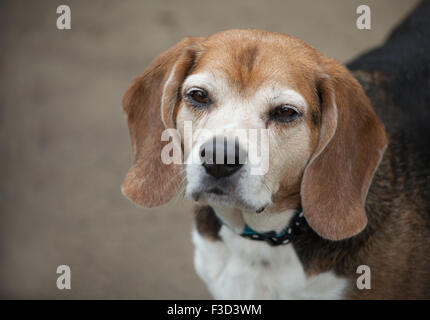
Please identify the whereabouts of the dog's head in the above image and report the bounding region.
[121,30,387,241]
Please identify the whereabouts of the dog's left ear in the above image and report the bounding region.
[121,37,203,208]
[301,58,387,240]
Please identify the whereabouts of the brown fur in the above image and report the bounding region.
[122,37,203,207]
[293,132,430,299]
[301,58,388,240]
[194,206,222,241]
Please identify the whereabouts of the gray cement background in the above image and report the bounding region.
[0,0,420,299]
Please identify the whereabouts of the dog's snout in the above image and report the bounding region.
[200,137,245,179]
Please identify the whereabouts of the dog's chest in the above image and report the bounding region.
[192,226,348,299]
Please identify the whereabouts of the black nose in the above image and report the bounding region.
[200,137,245,179]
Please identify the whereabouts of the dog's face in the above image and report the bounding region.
[176,36,322,214]
[121,30,387,240]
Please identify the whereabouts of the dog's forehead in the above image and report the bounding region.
[191,30,320,98]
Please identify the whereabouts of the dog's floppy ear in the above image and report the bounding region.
[301,58,387,240]
[121,37,203,207]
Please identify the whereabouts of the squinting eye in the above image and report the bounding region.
[270,105,299,122]
[269,105,301,123]
[185,88,210,107]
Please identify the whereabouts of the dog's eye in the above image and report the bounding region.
[185,88,210,107]
[269,105,301,123]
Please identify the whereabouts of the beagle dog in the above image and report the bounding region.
[121,6,430,299]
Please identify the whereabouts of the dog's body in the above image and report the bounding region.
[193,120,430,299]
[193,208,348,299]
[122,2,430,299]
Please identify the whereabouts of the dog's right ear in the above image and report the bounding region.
[121,37,203,208]
[301,58,387,240]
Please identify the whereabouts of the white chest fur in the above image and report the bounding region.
[192,226,348,299]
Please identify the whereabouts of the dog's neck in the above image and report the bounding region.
[210,204,297,234]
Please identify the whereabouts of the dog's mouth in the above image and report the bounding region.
[190,185,232,203]
[191,186,269,213]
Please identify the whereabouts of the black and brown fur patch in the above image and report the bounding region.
[194,205,222,241]
[293,1,430,297]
